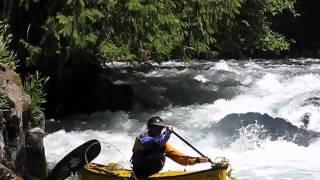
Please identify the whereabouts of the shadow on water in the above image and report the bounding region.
[44,111,132,134]
[209,112,320,147]
[44,111,155,134]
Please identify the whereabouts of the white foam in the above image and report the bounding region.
[194,74,210,83]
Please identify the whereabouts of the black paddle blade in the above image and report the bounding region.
[47,139,101,180]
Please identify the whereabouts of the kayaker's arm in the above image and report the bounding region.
[140,130,172,148]
[164,143,198,165]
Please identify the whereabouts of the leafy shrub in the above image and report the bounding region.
[1,0,296,67]
[214,0,295,58]
[23,72,48,128]
[0,21,17,69]
[99,41,136,63]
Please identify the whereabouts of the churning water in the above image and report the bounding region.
[44,59,320,179]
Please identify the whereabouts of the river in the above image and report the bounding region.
[44,59,320,180]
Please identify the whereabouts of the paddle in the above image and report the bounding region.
[151,122,214,164]
[171,130,214,164]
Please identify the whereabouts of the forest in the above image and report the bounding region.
[1,0,319,118]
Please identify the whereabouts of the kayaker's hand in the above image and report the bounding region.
[166,126,173,132]
[196,157,209,163]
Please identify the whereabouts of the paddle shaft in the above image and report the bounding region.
[172,130,214,164]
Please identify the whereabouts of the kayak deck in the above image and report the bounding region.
[79,162,229,180]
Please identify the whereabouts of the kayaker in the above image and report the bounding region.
[131,116,209,178]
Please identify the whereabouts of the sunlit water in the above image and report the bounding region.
[44,59,320,179]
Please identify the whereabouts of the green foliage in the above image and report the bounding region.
[175,0,244,58]
[17,0,105,70]
[214,0,295,58]
[52,8,103,50]
[1,0,296,68]
[23,72,48,128]
[99,41,135,62]
[258,26,290,52]
[265,0,296,15]
[107,0,183,61]
[100,0,294,60]
[20,39,42,67]
[0,21,17,70]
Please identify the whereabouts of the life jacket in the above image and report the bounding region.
[131,132,166,177]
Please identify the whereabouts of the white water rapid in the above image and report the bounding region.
[44,59,320,179]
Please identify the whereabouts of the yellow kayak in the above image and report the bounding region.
[79,160,230,180]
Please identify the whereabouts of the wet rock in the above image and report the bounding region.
[301,96,320,107]
[46,60,133,118]
[209,112,320,147]
[300,112,311,128]
[25,128,47,180]
[0,64,47,179]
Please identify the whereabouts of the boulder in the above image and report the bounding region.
[46,61,133,117]
[0,64,47,179]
